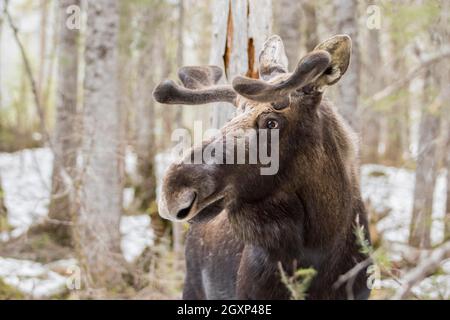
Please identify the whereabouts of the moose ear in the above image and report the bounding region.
[312,35,351,88]
[178,65,224,89]
[258,35,289,81]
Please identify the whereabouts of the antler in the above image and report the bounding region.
[232,50,331,102]
[153,66,237,105]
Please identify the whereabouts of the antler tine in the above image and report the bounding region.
[153,65,237,106]
[153,80,237,105]
[233,50,331,102]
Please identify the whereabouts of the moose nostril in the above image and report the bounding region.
[176,192,197,220]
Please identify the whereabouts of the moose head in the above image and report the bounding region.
[154,34,354,227]
[153,35,371,300]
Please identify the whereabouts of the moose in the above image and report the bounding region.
[153,35,371,300]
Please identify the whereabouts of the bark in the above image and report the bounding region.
[173,0,186,257]
[362,28,383,163]
[446,129,450,240]
[0,174,8,232]
[47,0,80,246]
[174,0,184,128]
[77,0,127,289]
[300,0,318,52]
[274,0,301,68]
[334,0,360,133]
[392,241,450,299]
[210,0,272,128]
[409,5,449,247]
[38,0,49,112]
[409,68,441,248]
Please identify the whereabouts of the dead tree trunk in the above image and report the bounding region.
[362,28,383,163]
[274,0,301,68]
[47,0,80,247]
[0,174,8,232]
[77,0,127,290]
[210,0,272,128]
[409,68,441,248]
[300,0,318,52]
[334,0,360,133]
[446,130,450,240]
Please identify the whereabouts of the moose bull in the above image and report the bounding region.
[153,35,371,300]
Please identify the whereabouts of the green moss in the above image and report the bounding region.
[0,278,25,300]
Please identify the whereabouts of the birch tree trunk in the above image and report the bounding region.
[173,0,186,258]
[47,0,80,246]
[301,0,318,52]
[409,6,448,248]
[210,0,272,128]
[334,0,360,133]
[362,27,383,163]
[384,35,408,165]
[274,0,301,68]
[38,0,49,113]
[77,0,127,289]
[0,174,8,232]
[409,68,441,248]
[446,129,450,240]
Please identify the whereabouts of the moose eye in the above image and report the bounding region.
[265,119,279,129]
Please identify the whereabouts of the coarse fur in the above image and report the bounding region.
[154,35,371,300]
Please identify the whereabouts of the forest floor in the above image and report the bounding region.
[0,148,448,299]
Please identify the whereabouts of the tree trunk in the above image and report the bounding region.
[301,0,318,52]
[384,20,410,165]
[210,0,272,128]
[172,0,186,258]
[47,0,80,247]
[77,0,127,290]
[38,0,49,119]
[362,27,383,163]
[0,174,8,232]
[446,130,450,240]
[334,0,360,133]
[274,0,301,68]
[409,69,441,248]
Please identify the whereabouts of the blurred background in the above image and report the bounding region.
[0,0,449,299]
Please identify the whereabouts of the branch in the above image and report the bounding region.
[392,241,450,300]
[365,47,450,106]
[3,0,50,144]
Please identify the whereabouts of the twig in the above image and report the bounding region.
[3,0,51,145]
[365,47,450,106]
[392,241,450,299]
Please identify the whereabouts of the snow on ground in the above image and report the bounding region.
[0,148,154,297]
[0,148,448,298]
[361,164,447,245]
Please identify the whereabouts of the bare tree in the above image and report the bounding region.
[210,0,272,128]
[384,35,409,165]
[38,0,49,113]
[409,68,441,248]
[334,0,360,133]
[0,173,8,232]
[362,27,383,163]
[409,8,448,248]
[77,0,127,289]
[446,126,450,240]
[274,0,301,67]
[300,0,318,52]
[46,0,80,246]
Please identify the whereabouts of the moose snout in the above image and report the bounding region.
[158,189,197,222]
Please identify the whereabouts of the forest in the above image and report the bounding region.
[0,0,449,300]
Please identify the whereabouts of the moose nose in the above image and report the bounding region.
[158,189,197,221]
[175,192,197,220]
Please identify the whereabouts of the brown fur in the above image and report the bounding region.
[155,35,371,300]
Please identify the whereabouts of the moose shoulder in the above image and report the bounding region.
[153,35,372,300]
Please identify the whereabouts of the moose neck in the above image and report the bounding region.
[227,156,356,267]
